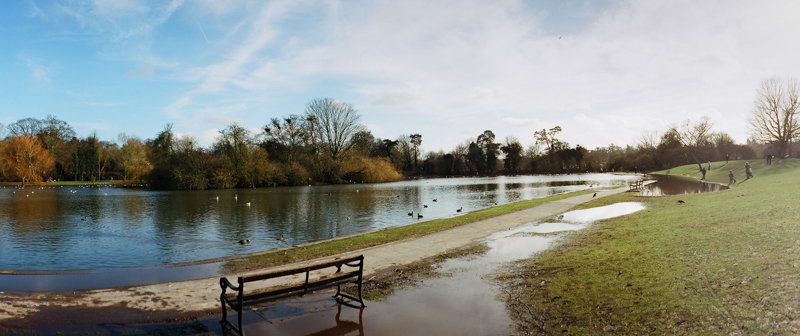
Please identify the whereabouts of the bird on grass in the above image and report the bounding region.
[678,200,685,204]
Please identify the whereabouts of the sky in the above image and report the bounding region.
[2,0,800,153]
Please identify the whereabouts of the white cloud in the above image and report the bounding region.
[157,0,800,151]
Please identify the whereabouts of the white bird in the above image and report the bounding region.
[234,194,238,201]
[215,196,219,201]
[245,202,251,206]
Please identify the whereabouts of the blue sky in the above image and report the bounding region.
[3,0,800,152]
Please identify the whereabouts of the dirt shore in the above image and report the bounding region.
[0,187,626,327]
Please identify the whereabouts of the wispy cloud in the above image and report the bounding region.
[18,55,53,83]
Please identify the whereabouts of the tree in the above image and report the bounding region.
[7,117,42,136]
[533,126,563,155]
[214,123,254,187]
[2,135,54,186]
[350,130,375,157]
[396,134,414,171]
[750,77,800,157]
[676,117,713,168]
[304,98,362,161]
[410,133,422,171]
[118,135,152,181]
[263,115,306,163]
[501,137,523,174]
[477,130,499,173]
[147,124,176,189]
[37,115,77,180]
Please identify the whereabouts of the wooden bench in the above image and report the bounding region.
[219,255,366,335]
[629,179,644,191]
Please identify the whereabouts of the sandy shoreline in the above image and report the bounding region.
[0,187,626,327]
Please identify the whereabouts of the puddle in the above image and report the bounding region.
[640,175,727,196]
[560,202,646,223]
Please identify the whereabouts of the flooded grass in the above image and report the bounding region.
[500,159,800,334]
[353,244,491,301]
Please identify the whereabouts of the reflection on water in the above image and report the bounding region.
[640,175,728,196]
[0,174,641,270]
[237,202,645,335]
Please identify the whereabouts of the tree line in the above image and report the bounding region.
[1,78,798,188]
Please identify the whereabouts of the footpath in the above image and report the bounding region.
[0,187,627,326]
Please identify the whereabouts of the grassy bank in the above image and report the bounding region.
[500,158,800,334]
[225,190,593,273]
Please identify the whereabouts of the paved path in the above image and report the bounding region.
[0,187,626,324]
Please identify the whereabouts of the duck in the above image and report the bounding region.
[277,235,286,242]
[417,213,423,219]
[423,204,428,208]
[238,239,250,245]
[592,193,597,198]
[407,211,413,216]
[432,199,437,202]
[456,207,463,213]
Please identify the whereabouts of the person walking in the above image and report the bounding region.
[728,170,735,185]
[745,162,753,179]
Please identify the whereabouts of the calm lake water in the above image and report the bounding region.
[0,174,642,271]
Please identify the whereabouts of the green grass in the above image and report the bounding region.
[224,190,593,273]
[499,158,800,334]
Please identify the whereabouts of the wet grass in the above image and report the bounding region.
[224,190,593,273]
[352,244,490,301]
[499,158,800,334]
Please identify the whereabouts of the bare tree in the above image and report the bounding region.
[750,77,800,157]
[675,117,713,166]
[7,117,43,136]
[264,114,306,163]
[304,98,362,160]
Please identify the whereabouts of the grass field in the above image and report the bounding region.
[500,158,800,334]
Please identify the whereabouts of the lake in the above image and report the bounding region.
[0,174,642,271]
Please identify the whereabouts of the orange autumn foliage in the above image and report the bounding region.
[2,135,55,185]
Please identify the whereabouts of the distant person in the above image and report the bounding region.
[745,162,753,179]
[766,154,771,165]
[707,161,711,171]
[728,170,735,185]
[700,167,706,180]
[725,153,729,163]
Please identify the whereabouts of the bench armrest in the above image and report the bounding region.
[220,277,240,291]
